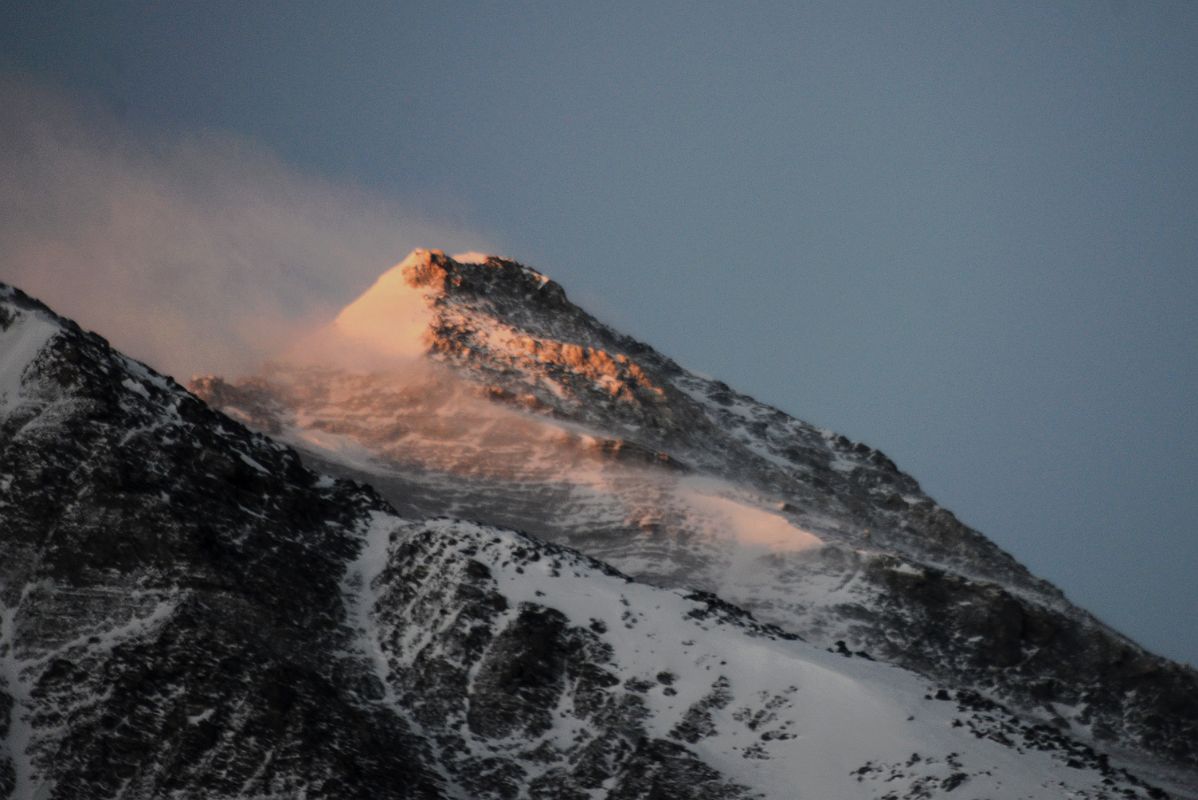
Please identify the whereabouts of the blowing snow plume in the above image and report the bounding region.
[0,75,492,381]
[283,250,445,371]
[210,248,592,480]
[194,248,835,580]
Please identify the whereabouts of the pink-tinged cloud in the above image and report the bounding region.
[0,75,496,381]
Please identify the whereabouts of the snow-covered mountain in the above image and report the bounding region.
[191,250,1198,787]
[1,265,1194,798]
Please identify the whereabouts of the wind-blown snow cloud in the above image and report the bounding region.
[283,251,441,371]
[0,75,492,380]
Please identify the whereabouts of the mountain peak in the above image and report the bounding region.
[397,248,564,305]
[393,247,455,288]
[283,249,572,368]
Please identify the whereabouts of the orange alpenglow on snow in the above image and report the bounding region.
[282,249,449,368]
[331,250,439,359]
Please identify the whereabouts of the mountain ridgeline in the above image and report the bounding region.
[195,251,1198,772]
[0,252,1195,799]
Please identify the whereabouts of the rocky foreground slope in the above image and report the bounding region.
[193,250,1198,782]
[1,276,1194,798]
[0,285,442,798]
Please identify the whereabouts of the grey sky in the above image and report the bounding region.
[2,1,1196,665]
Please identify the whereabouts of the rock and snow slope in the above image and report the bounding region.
[365,517,1184,799]
[1,275,1194,798]
[0,285,441,798]
[194,250,1198,781]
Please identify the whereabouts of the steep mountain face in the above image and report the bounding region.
[0,285,443,798]
[193,250,1198,781]
[355,517,1182,800]
[0,281,1189,799]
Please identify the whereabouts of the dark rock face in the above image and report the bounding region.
[192,251,1198,775]
[0,286,441,798]
[860,560,1198,765]
[39,599,437,800]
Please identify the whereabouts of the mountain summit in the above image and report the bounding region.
[193,250,1198,785]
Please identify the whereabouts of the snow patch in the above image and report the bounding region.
[121,378,150,399]
[0,303,60,417]
[342,510,404,708]
[187,708,215,725]
[450,251,494,264]
[236,452,270,475]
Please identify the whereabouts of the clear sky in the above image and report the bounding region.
[2,2,1195,665]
